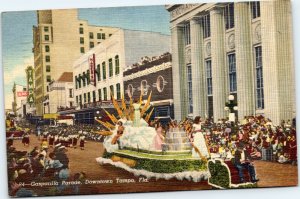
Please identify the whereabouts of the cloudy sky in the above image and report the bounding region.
[2,5,170,109]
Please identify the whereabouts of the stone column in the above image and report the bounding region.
[190,17,206,119]
[210,7,227,122]
[171,25,187,121]
[260,0,295,125]
[235,2,255,121]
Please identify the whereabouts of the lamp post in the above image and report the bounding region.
[224,95,238,122]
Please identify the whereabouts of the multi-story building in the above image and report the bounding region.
[32,9,118,116]
[44,72,74,114]
[123,52,173,120]
[71,29,171,124]
[12,83,27,116]
[166,1,295,125]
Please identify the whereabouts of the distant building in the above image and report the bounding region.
[32,9,118,116]
[166,1,295,124]
[12,83,27,116]
[44,72,74,114]
[71,29,171,124]
[123,52,173,120]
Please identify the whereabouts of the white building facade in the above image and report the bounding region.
[44,72,75,114]
[72,29,170,123]
[166,1,295,125]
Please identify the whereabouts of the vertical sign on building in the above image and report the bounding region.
[26,66,35,105]
[89,54,96,86]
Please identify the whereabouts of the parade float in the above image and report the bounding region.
[95,92,257,188]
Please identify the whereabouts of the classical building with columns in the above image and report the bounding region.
[166,0,295,125]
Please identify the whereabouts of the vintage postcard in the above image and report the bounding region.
[2,0,298,197]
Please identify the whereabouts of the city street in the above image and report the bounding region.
[10,134,298,196]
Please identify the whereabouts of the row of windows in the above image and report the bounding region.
[188,47,263,115]
[75,55,120,89]
[76,83,121,104]
[79,27,108,40]
[183,2,261,43]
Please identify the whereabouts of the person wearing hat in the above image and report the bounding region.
[234,142,259,183]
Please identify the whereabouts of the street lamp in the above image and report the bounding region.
[224,95,238,122]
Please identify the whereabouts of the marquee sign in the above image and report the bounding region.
[26,66,34,104]
[89,53,96,86]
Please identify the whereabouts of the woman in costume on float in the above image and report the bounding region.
[132,98,141,127]
[153,122,165,150]
[191,116,210,158]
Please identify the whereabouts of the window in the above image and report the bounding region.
[183,23,191,46]
[69,89,73,98]
[206,60,212,95]
[79,95,82,104]
[102,33,105,40]
[224,3,234,30]
[110,85,114,98]
[89,42,94,48]
[255,46,264,109]
[80,37,84,44]
[76,96,78,104]
[251,2,260,19]
[141,80,148,96]
[46,65,50,72]
[80,47,85,53]
[208,96,214,119]
[87,92,91,102]
[46,75,51,82]
[228,54,237,93]
[78,75,82,88]
[45,55,50,62]
[97,33,101,39]
[84,93,87,103]
[75,76,78,89]
[87,70,90,85]
[202,14,211,38]
[96,64,101,81]
[89,32,94,39]
[44,26,49,32]
[102,61,106,80]
[79,27,84,34]
[44,35,49,41]
[82,72,86,87]
[70,102,73,107]
[92,91,96,102]
[187,64,193,114]
[103,87,107,101]
[115,55,120,75]
[98,89,102,101]
[116,83,121,100]
[45,45,50,52]
[206,60,213,118]
[109,58,113,77]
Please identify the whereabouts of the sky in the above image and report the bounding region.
[1,5,170,109]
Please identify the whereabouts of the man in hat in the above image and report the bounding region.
[234,142,259,183]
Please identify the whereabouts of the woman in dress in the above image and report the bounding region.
[48,133,55,148]
[191,116,210,158]
[79,135,85,150]
[132,99,141,127]
[153,122,165,150]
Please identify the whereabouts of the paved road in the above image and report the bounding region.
[9,134,298,196]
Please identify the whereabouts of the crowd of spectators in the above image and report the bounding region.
[164,115,297,165]
[7,138,87,196]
